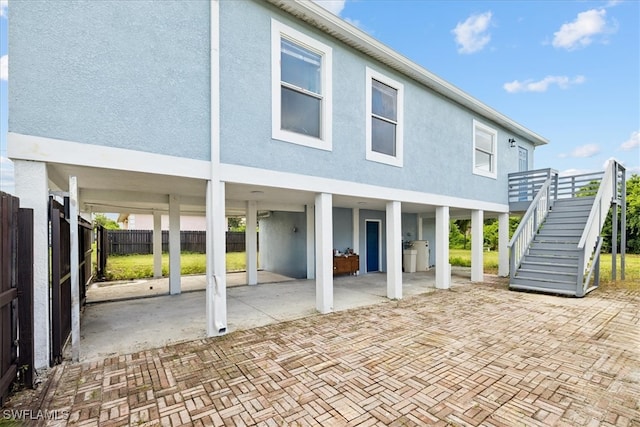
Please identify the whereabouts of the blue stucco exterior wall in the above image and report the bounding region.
[219,1,537,205]
[9,0,211,160]
[259,211,307,279]
[333,208,353,253]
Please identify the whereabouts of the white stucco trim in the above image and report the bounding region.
[386,201,402,299]
[13,160,50,369]
[271,19,333,151]
[472,120,498,180]
[306,204,315,279]
[220,164,510,213]
[7,133,210,180]
[471,209,484,282]
[315,193,333,313]
[498,213,509,277]
[365,67,404,168]
[435,206,450,289]
[169,194,181,295]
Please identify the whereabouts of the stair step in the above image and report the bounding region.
[528,247,581,256]
[534,234,581,242]
[509,277,578,296]
[520,261,578,273]
[523,254,579,264]
[537,229,583,238]
[530,241,579,251]
[547,211,591,219]
[553,196,596,206]
[542,221,586,229]
[517,268,578,282]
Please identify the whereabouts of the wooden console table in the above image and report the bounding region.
[333,255,359,276]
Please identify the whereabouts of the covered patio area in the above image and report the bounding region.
[77,268,475,362]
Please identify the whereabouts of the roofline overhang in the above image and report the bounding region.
[264,0,549,147]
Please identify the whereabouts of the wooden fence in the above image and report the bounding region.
[0,192,34,404]
[49,198,93,365]
[107,230,256,255]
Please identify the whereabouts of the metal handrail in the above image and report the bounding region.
[508,171,557,279]
[582,236,604,295]
[576,159,618,295]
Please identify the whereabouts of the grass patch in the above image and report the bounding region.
[103,252,251,281]
[598,253,640,291]
[449,248,500,274]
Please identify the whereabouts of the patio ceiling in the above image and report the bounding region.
[48,162,472,219]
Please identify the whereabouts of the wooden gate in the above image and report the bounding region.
[0,192,34,404]
[49,197,93,364]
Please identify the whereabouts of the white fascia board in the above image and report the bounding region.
[226,199,306,213]
[220,163,510,213]
[265,0,549,147]
[8,133,211,180]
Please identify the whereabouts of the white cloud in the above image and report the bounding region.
[311,0,345,16]
[0,157,15,195]
[0,0,7,19]
[552,9,613,50]
[0,55,7,81]
[620,130,640,151]
[571,143,601,158]
[503,75,586,93]
[452,11,493,54]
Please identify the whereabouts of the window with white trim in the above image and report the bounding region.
[271,19,332,150]
[473,120,497,179]
[366,67,403,167]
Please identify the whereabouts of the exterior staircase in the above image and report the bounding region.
[510,196,594,294]
[507,160,627,297]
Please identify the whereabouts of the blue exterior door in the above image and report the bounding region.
[366,221,380,272]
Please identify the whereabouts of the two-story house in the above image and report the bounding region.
[8,0,554,369]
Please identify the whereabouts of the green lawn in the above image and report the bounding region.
[102,250,639,291]
[102,252,246,281]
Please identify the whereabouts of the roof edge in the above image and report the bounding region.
[263,0,549,146]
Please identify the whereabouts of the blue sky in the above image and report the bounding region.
[0,0,638,194]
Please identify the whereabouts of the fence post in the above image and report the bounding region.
[17,208,34,388]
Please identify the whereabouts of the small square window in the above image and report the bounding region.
[272,20,332,151]
[473,120,497,179]
[366,68,404,167]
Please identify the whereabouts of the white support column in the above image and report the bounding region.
[69,176,80,363]
[14,160,50,369]
[169,194,181,295]
[246,201,258,285]
[471,209,484,282]
[417,214,424,240]
[315,193,333,314]
[153,211,162,278]
[435,206,450,289]
[306,204,315,279]
[498,213,509,277]
[386,201,402,300]
[206,181,227,335]
[352,208,360,256]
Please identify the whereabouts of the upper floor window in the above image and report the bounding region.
[271,19,332,150]
[473,120,497,179]
[366,67,403,167]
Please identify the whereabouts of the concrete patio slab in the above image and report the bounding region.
[78,269,459,362]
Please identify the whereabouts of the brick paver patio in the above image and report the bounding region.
[6,281,640,426]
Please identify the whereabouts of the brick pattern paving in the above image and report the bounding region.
[8,283,640,426]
